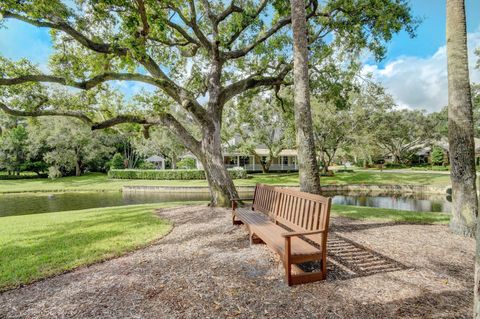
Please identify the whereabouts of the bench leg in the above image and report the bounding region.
[284,237,292,286]
[249,232,264,245]
[232,213,243,225]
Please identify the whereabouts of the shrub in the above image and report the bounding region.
[138,161,156,169]
[108,168,248,180]
[384,163,408,169]
[48,166,63,180]
[431,147,444,166]
[0,173,47,180]
[176,158,196,169]
[110,153,125,169]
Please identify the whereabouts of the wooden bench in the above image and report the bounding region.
[231,184,331,286]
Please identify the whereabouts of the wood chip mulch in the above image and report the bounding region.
[0,205,475,319]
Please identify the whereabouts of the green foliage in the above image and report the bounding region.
[137,161,156,169]
[372,109,437,164]
[0,124,28,173]
[34,118,115,175]
[430,147,444,166]
[176,157,196,169]
[411,165,450,172]
[223,90,295,172]
[0,174,47,180]
[47,166,62,180]
[108,168,248,180]
[384,163,408,169]
[132,128,187,169]
[110,153,125,169]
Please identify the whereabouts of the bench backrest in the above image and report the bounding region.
[252,184,278,219]
[252,184,331,246]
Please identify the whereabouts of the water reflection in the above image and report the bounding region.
[328,193,451,213]
[0,190,452,217]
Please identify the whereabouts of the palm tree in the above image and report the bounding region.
[290,0,321,194]
[446,0,479,314]
[446,0,478,236]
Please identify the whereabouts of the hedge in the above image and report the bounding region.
[0,174,47,180]
[108,168,248,180]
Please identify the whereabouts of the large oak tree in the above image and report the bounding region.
[0,0,416,206]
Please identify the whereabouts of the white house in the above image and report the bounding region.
[181,148,298,172]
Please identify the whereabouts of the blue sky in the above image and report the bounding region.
[0,1,479,111]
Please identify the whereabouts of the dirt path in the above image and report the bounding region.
[0,206,474,318]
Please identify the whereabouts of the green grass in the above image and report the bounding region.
[0,171,451,194]
[332,204,450,224]
[0,203,196,291]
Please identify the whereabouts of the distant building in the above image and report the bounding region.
[180,148,298,172]
[146,155,165,170]
[223,148,298,171]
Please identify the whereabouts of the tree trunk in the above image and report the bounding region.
[198,123,238,207]
[446,0,478,238]
[447,1,480,316]
[290,0,321,194]
[75,160,81,176]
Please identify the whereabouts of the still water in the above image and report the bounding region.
[0,191,452,217]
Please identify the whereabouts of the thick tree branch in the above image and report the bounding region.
[138,56,211,128]
[0,102,93,124]
[135,0,150,37]
[219,64,292,104]
[167,2,211,49]
[0,73,159,90]
[0,102,201,154]
[217,1,244,24]
[223,15,291,59]
[1,11,128,56]
[164,19,201,46]
[223,0,318,59]
[225,0,268,47]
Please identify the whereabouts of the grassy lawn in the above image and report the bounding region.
[0,171,451,194]
[0,203,190,291]
[331,204,450,224]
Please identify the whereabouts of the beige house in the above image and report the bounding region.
[223,149,298,171]
[183,148,298,172]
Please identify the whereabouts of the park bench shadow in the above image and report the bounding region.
[324,233,410,281]
[295,232,409,280]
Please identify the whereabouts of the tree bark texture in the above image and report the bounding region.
[446,2,479,316]
[446,0,478,237]
[290,0,321,194]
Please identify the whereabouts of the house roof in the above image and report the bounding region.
[433,136,480,153]
[146,155,164,162]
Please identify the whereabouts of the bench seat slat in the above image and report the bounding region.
[235,208,321,257]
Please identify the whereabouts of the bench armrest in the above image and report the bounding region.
[231,197,254,211]
[281,229,325,238]
[231,198,254,202]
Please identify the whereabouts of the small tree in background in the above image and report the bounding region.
[110,153,125,170]
[430,147,444,166]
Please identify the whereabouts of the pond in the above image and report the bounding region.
[0,191,452,217]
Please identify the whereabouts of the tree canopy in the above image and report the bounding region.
[0,0,418,205]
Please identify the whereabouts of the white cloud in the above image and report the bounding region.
[363,30,480,112]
